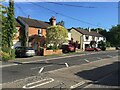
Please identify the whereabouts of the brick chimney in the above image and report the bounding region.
[49,16,56,26]
[97,29,99,33]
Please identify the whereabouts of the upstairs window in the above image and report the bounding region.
[85,36,89,40]
[38,29,42,36]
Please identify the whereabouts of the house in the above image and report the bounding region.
[12,16,58,55]
[68,27,106,50]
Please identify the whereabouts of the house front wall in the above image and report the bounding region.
[28,27,46,37]
[71,29,82,43]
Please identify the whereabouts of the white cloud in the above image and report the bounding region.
[4,0,120,2]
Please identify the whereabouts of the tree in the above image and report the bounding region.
[57,20,65,27]
[2,0,17,57]
[46,25,68,50]
[98,40,106,51]
[108,25,120,47]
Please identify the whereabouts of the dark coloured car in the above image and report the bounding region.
[85,47,101,51]
[62,44,75,53]
[116,47,120,50]
[15,47,35,57]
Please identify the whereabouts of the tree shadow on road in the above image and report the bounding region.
[75,61,120,87]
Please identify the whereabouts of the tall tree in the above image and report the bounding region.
[6,0,16,48]
[2,0,16,56]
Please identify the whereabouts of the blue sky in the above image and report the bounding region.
[3,1,119,30]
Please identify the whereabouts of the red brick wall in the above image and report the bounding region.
[28,27,46,37]
[44,48,62,56]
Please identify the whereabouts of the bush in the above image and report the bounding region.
[1,51,11,61]
[1,48,16,61]
[98,40,106,51]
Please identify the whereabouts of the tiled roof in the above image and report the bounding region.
[71,27,103,37]
[15,19,21,27]
[17,16,51,28]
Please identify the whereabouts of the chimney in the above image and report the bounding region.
[49,16,56,26]
[28,15,30,19]
[88,27,91,32]
[97,29,99,33]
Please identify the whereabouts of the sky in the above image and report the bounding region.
[3,1,119,30]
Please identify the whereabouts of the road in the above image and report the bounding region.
[2,51,119,84]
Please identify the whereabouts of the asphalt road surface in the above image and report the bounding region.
[2,51,119,84]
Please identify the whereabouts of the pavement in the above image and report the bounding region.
[2,55,119,89]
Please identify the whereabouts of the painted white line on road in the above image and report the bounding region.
[0,64,18,68]
[65,63,69,67]
[107,55,113,58]
[84,59,90,63]
[38,67,44,73]
[97,57,102,60]
[70,81,85,89]
[23,78,54,89]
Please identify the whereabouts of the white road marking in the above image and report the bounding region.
[97,57,102,60]
[0,84,2,89]
[84,59,90,63]
[70,81,85,89]
[23,78,54,89]
[107,55,113,58]
[0,64,18,68]
[38,67,44,73]
[65,63,69,67]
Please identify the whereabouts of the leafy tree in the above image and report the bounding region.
[98,40,106,51]
[57,20,65,27]
[108,25,120,47]
[46,25,68,50]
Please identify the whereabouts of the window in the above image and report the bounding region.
[85,36,89,40]
[98,37,99,40]
[38,29,42,36]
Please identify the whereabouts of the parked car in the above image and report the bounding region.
[62,44,75,53]
[85,47,101,51]
[15,46,35,57]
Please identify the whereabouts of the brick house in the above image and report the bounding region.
[14,16,56,55]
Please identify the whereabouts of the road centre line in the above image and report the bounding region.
[23,78,54,89]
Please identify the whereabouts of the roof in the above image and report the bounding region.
[71,27,103,37]
[15,19,21,27]
[17,16,51,28]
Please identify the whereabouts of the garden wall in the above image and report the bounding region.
[43,48,62,56]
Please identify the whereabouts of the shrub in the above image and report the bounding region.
[1,51,11,61]
[1,48,16,61]
[98,40,106,51]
